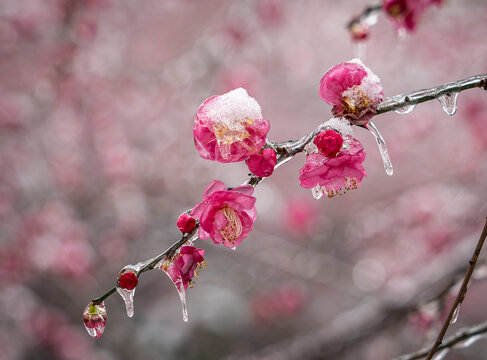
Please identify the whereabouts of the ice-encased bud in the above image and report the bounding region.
[83,301,107,338]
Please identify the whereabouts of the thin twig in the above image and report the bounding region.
[395,321,487,360]
[89,74,487,307]
[423,218,487,360]
[346,3,383,29]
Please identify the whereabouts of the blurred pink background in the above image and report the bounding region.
[1,0,487,359]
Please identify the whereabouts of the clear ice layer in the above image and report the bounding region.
[437,92,459,115]
[117,287,135,318]
[161,263,188,322]
[366,120,393,176]
[394,104,416,114]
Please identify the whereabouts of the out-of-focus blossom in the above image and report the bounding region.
[246,148,277,177]
[193,88,270,163]
[177,213,197,234]
[383,0,444,32]
[349,21,369,42]
[191,180,257,248]
[319,59,383,125]
[299,138,366,199]
[165,246,206,290]
[251,285,305,324]
[82,302,106,339]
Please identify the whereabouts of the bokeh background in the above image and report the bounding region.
[1,0,487,359]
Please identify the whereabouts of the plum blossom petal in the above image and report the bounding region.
[246,148,277,177]
[191,180,257,248]
[193,88,270,163]
[299,137,367,199]
[166,246,206,290]
[319,59,383,125]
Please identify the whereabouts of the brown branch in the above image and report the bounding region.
[423,218,487,360]
[396,321,487,360]
[88,74,487,311]
[346,3,383,29]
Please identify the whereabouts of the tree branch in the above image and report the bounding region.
[346,3,383,29]
[89,74,487,312]
[423,218,487,360]
[395,321,487,360]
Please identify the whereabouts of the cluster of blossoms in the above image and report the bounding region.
[299,119,367,199]
[84,59,389,338]
[384,0,444,32]
[348,0,444,42]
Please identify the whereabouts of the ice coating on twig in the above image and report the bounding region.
[394,104,416,114]
[116,264,141,318]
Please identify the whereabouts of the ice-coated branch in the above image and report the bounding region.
[423,218,487,360]
[89,73,487,319]
[395,322,487,360]
[346,3,382,29]
[376,75,487,115]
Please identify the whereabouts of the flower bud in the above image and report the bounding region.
[177,213,197,233]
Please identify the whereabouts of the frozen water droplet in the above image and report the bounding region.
[432,348,449,360]
[352,41,367,60]
[450,304,461,324]
[394,104,416,114]
[364,12,378,26]
[116,287,135,318]
[231,246,237,251]
[161,262,189,322]
[366,121,394,176]
[82,302,106,338]
[311,185,323,200]
[437,92,459,115]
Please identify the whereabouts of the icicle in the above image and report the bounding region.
[450,304,461,324]
[161,262,189,322]
[117,265,140,318]
[365,120,394,176]
[116,287,135,318]
[231,246,237,251]
[352,41,367,60]
[311,185,323,200]
[437,92,459,115]
[431,348,449,360]
[397,28,407,40]
[394,104,416,114]
[83,302,107,338]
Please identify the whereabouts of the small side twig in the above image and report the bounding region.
[395,321,487,360]
[346,3,383,29]
[423,218,487,360]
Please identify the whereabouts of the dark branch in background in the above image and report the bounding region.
[346,3,382,29]
[90,74,487,315]
[395,322,487,360]
[423,218,487,360]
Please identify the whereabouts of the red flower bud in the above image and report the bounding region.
[177,213,197,233]
[313,130,344,158]
[118,271,138,290]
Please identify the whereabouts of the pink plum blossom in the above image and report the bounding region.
[193,88,270,163]
[246,148,277,177]
[299,138,367,198]
[383,0,444,32]
[191,180,257,248]
[166,246,205,290]
[319,59,383,125]
[313,129,344,158]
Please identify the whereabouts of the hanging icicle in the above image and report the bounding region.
[365,120,394,176]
